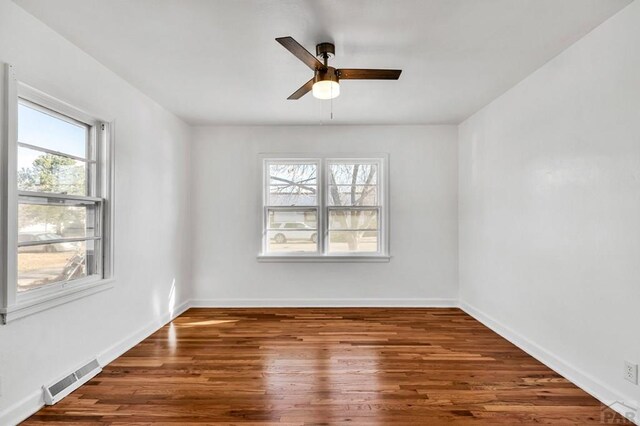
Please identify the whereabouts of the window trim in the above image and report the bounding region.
[257,153,390,262]
[0,64,115,324]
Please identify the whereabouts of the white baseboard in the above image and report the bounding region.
[190,298,458,308]
[0,389,43,426]
[98,299,190,366]
[460,301,639,425]
[0,300,190,426]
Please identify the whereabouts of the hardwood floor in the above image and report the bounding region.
[24,308,630,424]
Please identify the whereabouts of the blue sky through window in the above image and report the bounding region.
[18,103,87,170]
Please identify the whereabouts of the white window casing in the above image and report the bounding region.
[0,64,115,324]
[258,153,390,262]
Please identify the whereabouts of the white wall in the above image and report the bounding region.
[459,0,640,409]
[190,125,458,305]
[3,0,638,421]
[0,0,191,422]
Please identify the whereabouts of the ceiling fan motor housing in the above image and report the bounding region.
[314,66,339,85]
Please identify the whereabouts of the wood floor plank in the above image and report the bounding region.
[23,308,633,424]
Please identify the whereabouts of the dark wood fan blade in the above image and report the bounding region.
[287,78,314,100]
[338,69,402,80]
[276,36,325,71]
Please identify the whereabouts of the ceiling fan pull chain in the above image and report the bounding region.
[330,90,334,120]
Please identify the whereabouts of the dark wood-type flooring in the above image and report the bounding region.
[24,308,630,424]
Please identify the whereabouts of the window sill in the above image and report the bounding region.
[0,277,114,324]
[257,254,391,263]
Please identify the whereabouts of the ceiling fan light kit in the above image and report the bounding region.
[275,36,402,100]
[312,67,340,100]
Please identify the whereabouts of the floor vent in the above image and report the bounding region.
[43,358,102,405]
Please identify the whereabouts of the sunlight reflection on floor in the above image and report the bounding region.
[179,319,239,327]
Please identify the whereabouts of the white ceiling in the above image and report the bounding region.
[14,0,632,125]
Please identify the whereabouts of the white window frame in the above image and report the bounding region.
[0,64,115,324]
[258,153,390,262]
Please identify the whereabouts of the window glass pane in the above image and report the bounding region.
[18,102,87,158]
[328,163,377,185]
[328,185,377,206]
[329,210,378,230]
[17,146,87,195]
[328,231,378,253]
[17,240,96,292]
[268,163,317,206]
[18,198,98,239]
[328,208,379,254]
[266,209,318,253]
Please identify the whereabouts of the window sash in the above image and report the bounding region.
[263,206,320,254]
[18,97,97,199]
[325,206,382,254]
[16,191,104,292]
[17,239,103,293]
[264,159,319,208]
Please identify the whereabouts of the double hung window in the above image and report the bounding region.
[1,66,113,323]
[16,99,104,292]
[260,155,388,260]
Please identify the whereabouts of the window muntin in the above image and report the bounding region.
[262,156,386,258]
[15,98,103,293]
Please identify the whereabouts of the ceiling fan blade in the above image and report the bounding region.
[338,69,402,80]
[287,78,314,100]
[276,36,325,71]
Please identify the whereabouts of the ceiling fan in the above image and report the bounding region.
[276,36,402,100]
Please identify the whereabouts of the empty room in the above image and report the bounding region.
[0,0,638,424]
